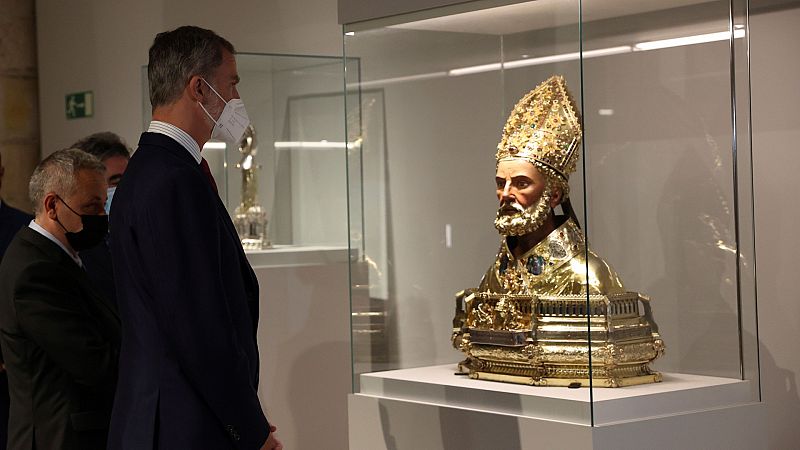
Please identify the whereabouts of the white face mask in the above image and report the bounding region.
[198,78,251,145]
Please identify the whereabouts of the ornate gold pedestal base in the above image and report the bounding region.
[453,292,666,388]
[234,206,271,250]
[470,370,663,388]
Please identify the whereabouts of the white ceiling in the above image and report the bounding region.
[390,0,719,35]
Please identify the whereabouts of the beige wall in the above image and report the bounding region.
[0,0,38,213]
[750,7,800,447]
[35,0,341,158]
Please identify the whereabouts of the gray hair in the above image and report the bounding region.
[29,148,105,215]
[147,25,235,109]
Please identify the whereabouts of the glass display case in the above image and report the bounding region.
[343,0,759,435]
[142,53,349,258]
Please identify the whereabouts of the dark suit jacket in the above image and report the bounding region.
[108,132,269,449]
[0,227,121,450]
[0,203,31,450]
[0,203,32,257]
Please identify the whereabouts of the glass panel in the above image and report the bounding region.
[344,0,758,429]
[232,54,348,248]
[344,0,593,419]
[579,0,758,405]
[730,0,760,402]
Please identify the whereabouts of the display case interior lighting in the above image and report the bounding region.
[449,29,746,76]
[349,71,449,89]
[203,142,227,150]
[273,140,362,150]
[351,28,747,88]
[203,141,363,151]
[448,46,632,76]
[633,29,746,51]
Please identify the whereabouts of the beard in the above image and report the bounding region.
[494,188,552,236]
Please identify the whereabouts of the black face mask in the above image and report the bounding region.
[55,195,109,251]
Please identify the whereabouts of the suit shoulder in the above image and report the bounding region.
[121,150,206,204]
[1,204,33,223]
[13,258,75,288]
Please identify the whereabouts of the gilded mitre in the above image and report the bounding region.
[496,75,582,182]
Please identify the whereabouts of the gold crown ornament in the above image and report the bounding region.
[496,75,582,182]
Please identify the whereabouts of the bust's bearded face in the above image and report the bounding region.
[494,158,552,236]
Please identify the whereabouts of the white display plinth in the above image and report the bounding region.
[245,245,349,268]
[349,364,765,450]
[250,245,352,449]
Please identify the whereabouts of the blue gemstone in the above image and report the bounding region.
[527,255,544,275]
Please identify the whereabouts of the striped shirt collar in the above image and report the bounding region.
[147,120,202,164]
[28,219,83,267]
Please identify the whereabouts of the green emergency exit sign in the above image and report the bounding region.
[65,91,93,119]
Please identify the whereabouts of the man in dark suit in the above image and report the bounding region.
[0,149,120,450]
[0,152,33,256]
[108,26,280,450]
[0,201,31,256]
[0,152,33,450]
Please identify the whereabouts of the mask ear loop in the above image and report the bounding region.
[198,101,217,124]
[200,78,227,104]
[197,79,226,140]
[53,194,80,233]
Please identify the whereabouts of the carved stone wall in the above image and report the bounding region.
[0,0,39,213]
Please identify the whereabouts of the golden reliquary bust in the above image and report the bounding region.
[451,76,665,387]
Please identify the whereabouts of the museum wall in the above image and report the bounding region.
[338,0,476,24]
[0,0,38,213]
[35,0,342,158]
[30,0,800,448]
[749,6,800,447]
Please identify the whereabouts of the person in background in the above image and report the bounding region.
[71,132,131,308]
[0,152,33,256]
[107,26,281,449]
[0,149,120,450]
[0,151,34,450]
[71,132,130,212]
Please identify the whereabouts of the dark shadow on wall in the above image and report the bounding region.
[758,340,797,448]
[440,385,522,450]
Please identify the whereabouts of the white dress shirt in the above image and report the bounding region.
[28,220,83,267]
[147,120,202,164]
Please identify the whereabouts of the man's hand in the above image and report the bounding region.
[260,425,283,450]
